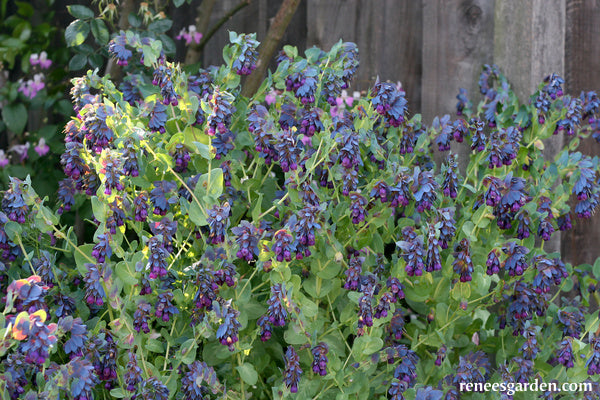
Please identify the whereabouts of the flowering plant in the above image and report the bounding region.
[0,30,599,400]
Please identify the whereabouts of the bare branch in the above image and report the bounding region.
[241,0,301,98]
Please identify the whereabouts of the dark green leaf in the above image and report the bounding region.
[2,103,27,135]
[88,53,104,69]
[65,19,90,47]
[68,54,87,71]
[67,5,94,19]
[148,19,173,33]
[128,14,141,28]
[90,18,109,45]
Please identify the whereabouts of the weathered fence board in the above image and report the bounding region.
[422,0,495,123]
[562,0,600,266]
[306,0,423,110]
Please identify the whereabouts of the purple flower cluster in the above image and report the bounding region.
[206,88,236,136]
[215,299,241,351]
[133,301,152,333]
[207,202,230,244]
[587,336,600,375]
[555,96,583,135]
[573,165,599,219]
[398,226,425,277]
[412,168,438,213]
[232,33,259,75]
[506,281,547,335]
[83,103,115,154]
[487,126,521,169]
[275,128,301,172]
[266,283,290,327]
[155,290,179,322]
[108,32,132,66]
[289,204,321,259]
[146,236,169,279]
[532,256,568,294]
[150,180,178,216]
[370,80,407,127]
[283,346,303,393]
[285,66,318,105]
[149,102,168,133]
[298,107,324,137]
[311,342,329,376]
[502,241,529,277]
[2,178,29,224]
[453,239,473,282]
[349,192,368,224]
[153,63,179,106]
[134,191,149,222]
[343,255,363,291]
[248,104,278,164]
[425,224,442,273]
[272,229,295,262]
[124,349,143,392]
[232,221,260,261]
[442,153,459,199]
[83,263,106,306]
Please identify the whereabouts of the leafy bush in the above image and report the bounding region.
[1,30,600,400]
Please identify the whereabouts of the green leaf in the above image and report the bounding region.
[146,339,164,353]
[2,103,27,135]
[67,5,94,19]
[68,54,87,71]
[593,258,600,279]
[65,19,90,47]
[251,193,263,221]
[284,324,309,345]
[353,335,383,355]
[90,18,109,45]
[148,18,173,33]
[180,338,197,365]
[74,244,95,275]
[4,221,22,241]
[173,0,185,6]
[236,363,258,385]
[115,261,138,286]
[109,388,126,398]
[194,168,223,201]
[142,45,158,66]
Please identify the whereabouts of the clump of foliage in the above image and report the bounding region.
[0,28,600,400]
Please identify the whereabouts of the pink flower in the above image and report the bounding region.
[0,150,9,168]
[10,143,29,162]
[265,89,277,106]
[34,138,49,156]
[330,90,360,118]
[176,25,202,45]
[18,74,45,99]
[29,52,52,69]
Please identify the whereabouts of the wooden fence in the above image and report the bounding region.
[157,0,600,266]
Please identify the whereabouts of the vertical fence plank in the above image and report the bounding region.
[306,0,422,109]
[562,0,600,266]
[421,0,495,123]
[495,0,566,254]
